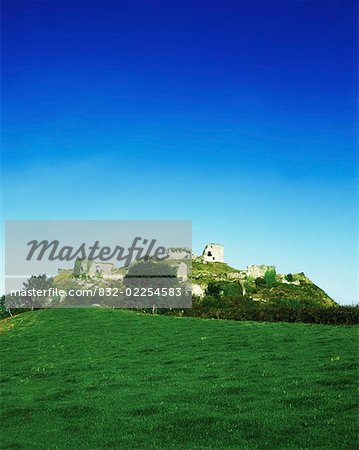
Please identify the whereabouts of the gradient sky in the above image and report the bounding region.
[1,0,357,303]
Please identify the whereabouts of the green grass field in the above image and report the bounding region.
[0,309,357,449]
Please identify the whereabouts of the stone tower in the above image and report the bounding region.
[202,243,224,263]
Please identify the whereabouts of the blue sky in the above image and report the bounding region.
[1,0,357,303]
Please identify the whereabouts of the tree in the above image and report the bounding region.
[22,274,53,310]
[0,295,11,318]
[264,268,277,288]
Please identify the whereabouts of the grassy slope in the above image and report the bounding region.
[191,261,241,284]
[192,261,335,306]
[0,309,357,450]
[54,261,335,306]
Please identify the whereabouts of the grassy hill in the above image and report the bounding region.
[191,260,242,283]
[191,260,335,306]
[52,259,335,312]
[1,309,357,449]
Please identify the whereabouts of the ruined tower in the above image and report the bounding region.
[202,243,224,263]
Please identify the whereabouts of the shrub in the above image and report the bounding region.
[255,277,266,287]
[206,281,243,300]
[243,278,256,295]
[173,297,359,325]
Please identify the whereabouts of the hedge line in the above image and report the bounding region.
[158,298,359,325]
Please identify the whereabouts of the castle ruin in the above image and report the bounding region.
[202,244,224,263]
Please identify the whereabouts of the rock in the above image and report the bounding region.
[192,284,205,298]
